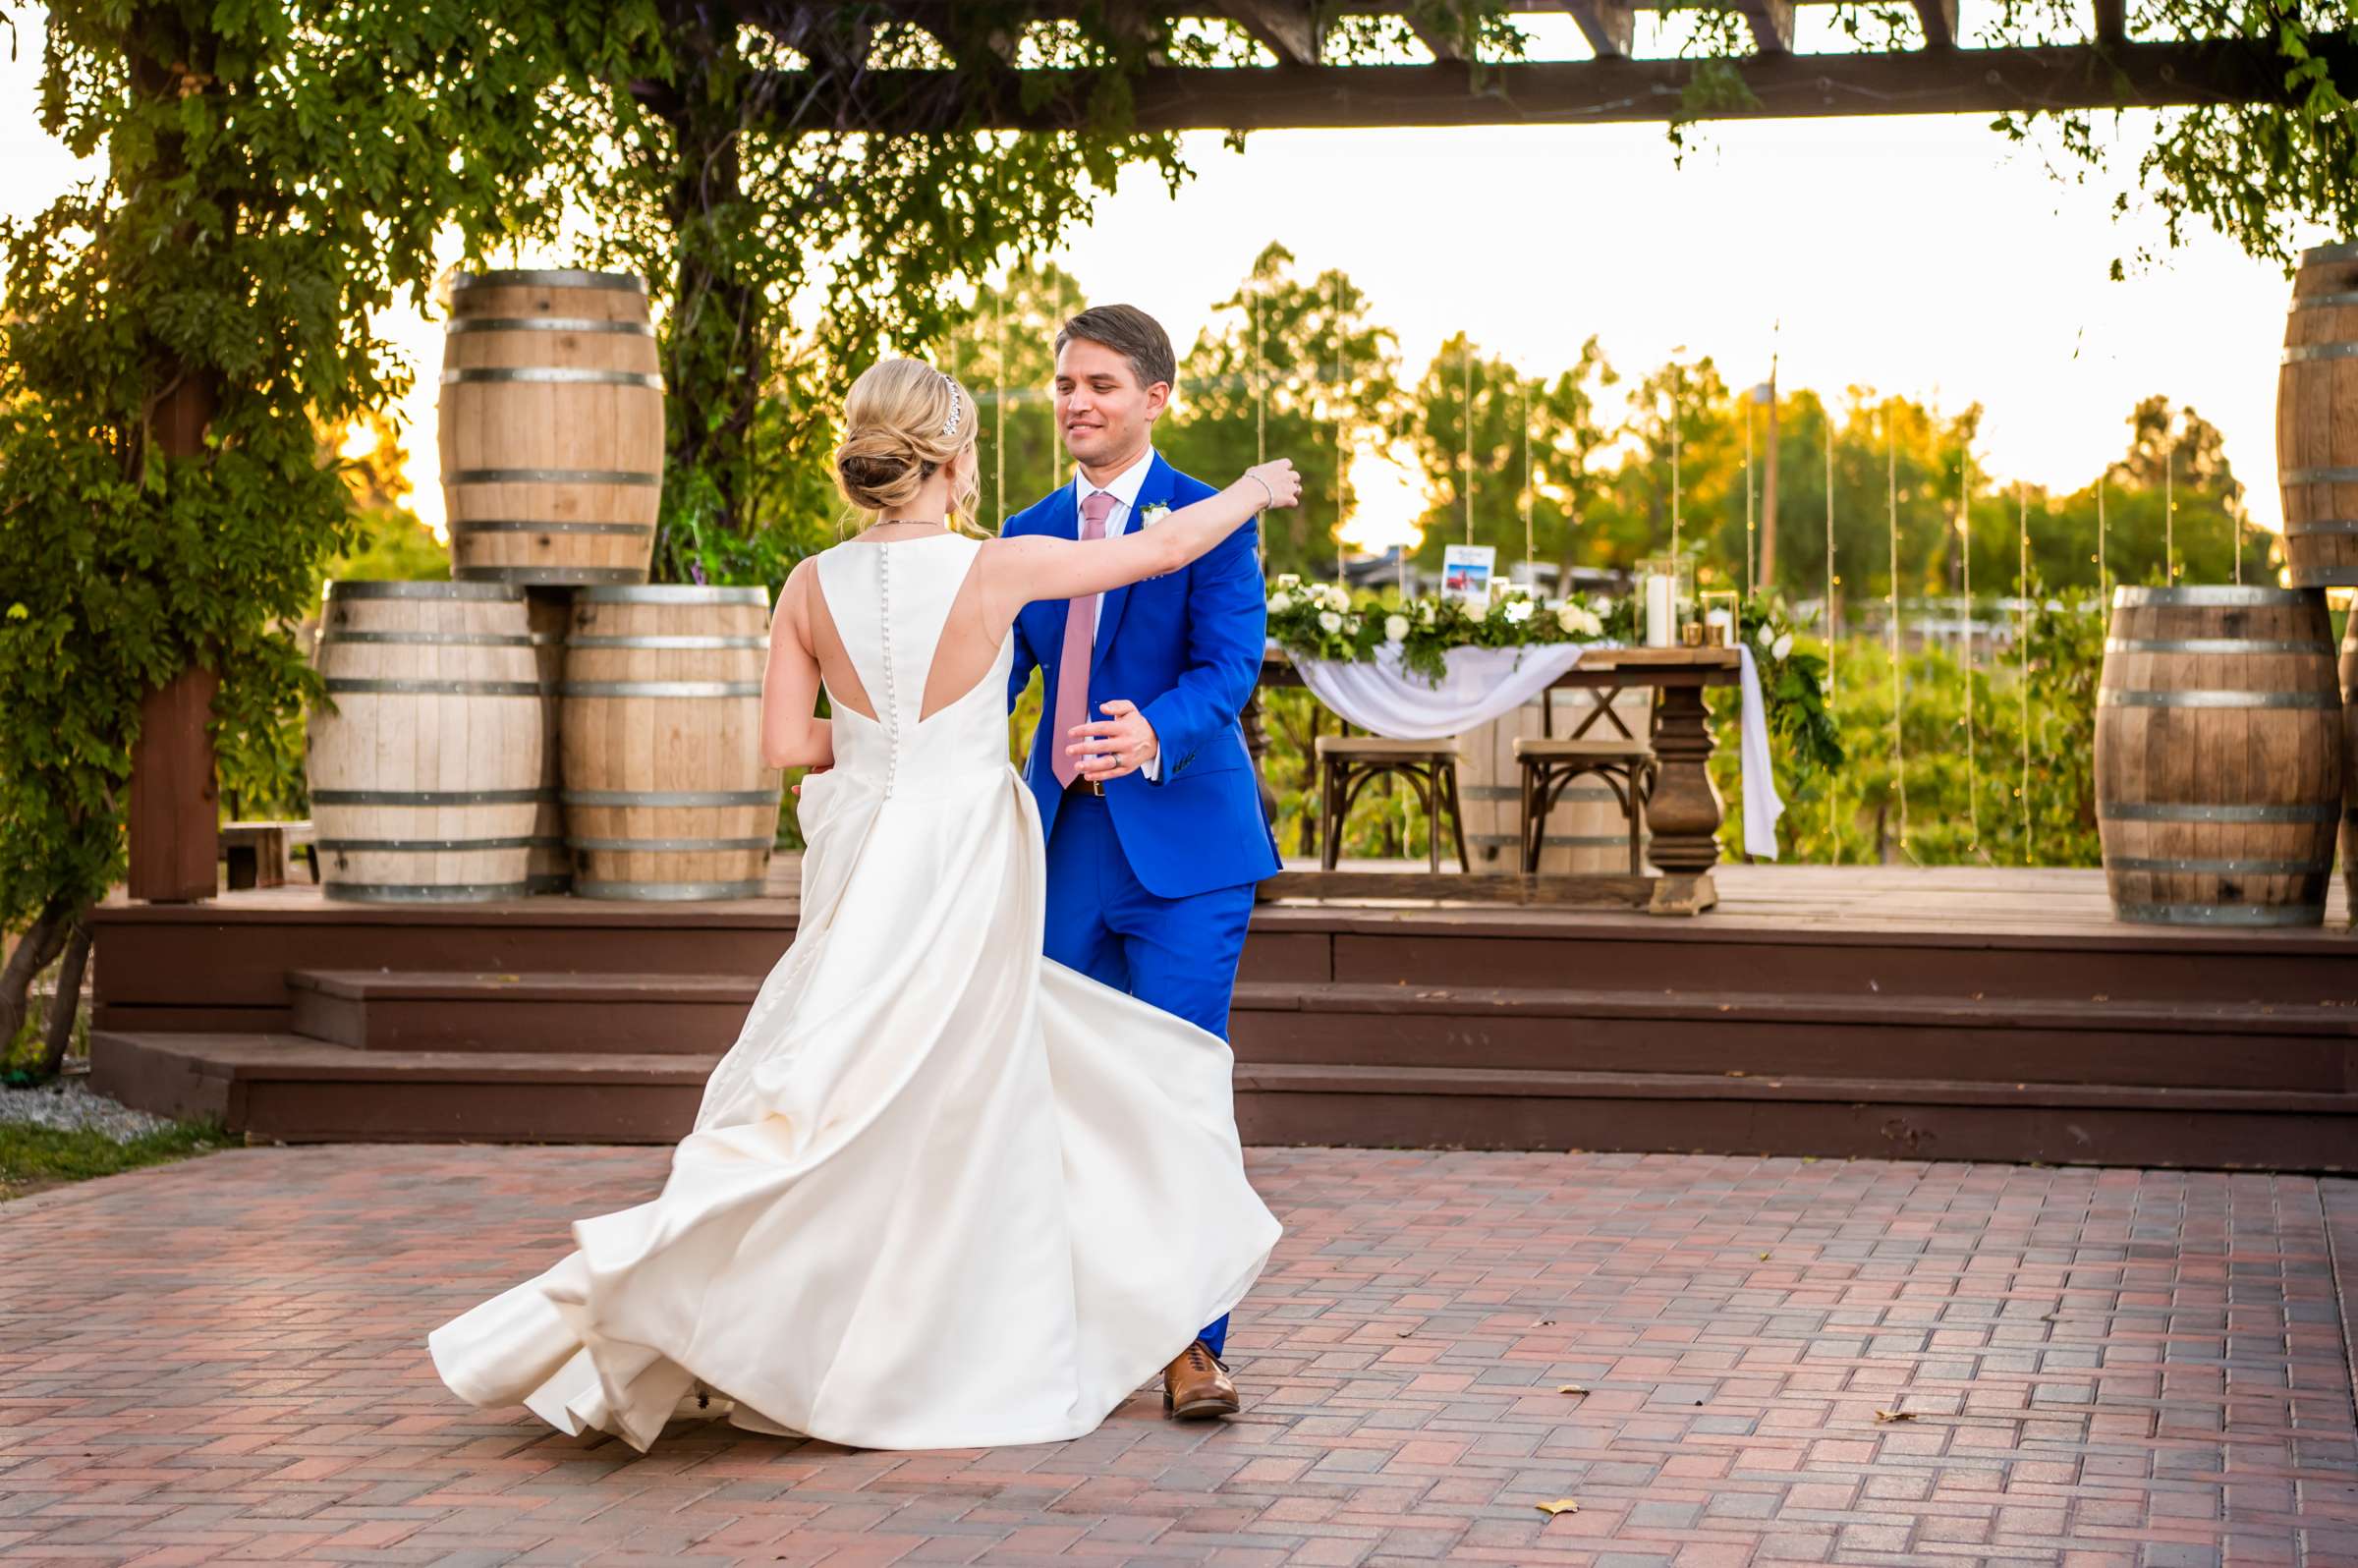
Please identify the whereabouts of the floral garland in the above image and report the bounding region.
[1264,576,1845,779]
[1264,575,1604,685]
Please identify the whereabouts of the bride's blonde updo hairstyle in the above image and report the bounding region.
[832,359,982,533]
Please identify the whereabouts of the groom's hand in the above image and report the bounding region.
[1068,700,1158,783]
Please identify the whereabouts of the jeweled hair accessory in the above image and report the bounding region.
[940,372,963,438]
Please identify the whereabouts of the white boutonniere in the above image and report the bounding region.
[1138,502,1171,527]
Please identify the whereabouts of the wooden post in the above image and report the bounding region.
[128,665,219,902]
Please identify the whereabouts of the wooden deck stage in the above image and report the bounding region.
[85,863,2358,1171]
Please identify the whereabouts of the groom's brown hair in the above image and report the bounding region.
[1056,305,1176,394]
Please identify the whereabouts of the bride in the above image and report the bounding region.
[428,358,1301,1453]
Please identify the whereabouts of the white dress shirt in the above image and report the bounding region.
[1071,446,1161,780]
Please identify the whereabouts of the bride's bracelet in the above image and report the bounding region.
[1244,473,1275,511]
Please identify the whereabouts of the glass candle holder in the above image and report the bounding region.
[1699,589,1740,648]
[1638,555,1691,648]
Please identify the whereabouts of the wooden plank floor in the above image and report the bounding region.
[126,859,2355,939]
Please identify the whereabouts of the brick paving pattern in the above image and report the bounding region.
[3,1146,2355,1567]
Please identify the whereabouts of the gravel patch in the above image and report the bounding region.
[0,1076,178,1142]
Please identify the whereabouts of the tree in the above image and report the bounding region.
[1159,245,1408,580]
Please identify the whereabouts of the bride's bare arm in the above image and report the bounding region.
[979,460,1301,623]
[760,561,834,771]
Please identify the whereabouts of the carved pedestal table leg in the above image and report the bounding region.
[1644,679,1722,915]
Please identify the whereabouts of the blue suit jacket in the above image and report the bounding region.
[1006,454,1283,900]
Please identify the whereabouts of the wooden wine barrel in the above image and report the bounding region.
[2277,242,2358,588]
[524,588,572,893]
[439,269,663,588]
[2342,609,2358,922]
[561,586,781,900]
[307,582,542,903]
[1455,688,1653,871]
[2095,586,2342,925]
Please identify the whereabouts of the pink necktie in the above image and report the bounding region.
[1052,491,1116,789]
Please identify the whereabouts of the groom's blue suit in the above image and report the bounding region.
[1006,452,1282,1362]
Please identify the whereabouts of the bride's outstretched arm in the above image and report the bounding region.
[981,460,1301,617]
[760,561,834,771]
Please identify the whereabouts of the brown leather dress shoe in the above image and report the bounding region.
[1163,1340,1240,1420]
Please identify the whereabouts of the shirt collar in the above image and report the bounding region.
[1073,447,1156,514]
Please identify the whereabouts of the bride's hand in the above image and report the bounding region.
[1241,460,1302,512]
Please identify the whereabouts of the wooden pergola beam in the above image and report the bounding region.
[754,34,2355,129]
[2094,0,2127,41]
[1563,0,1636,60]
[1736,0,1794,54]
[1913,0,1959,48]
[1217,0,1322,63]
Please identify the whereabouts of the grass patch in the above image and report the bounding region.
[0,1117,230,1202]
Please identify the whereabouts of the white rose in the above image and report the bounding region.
[1556,603,1600,637]
[1418,599,1436,626]
[1274,573,1301,590]
[1318,610,1343,634]
[1345,613,1363,634]
[1385,613,1410,644]
[1325,585,1351,611]
[1771,632,1794,661]
[1756,623,1775,652]
[1504,599,1534,625]
[1268,591,1293,615]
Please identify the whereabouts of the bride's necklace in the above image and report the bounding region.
[864,518,948,541]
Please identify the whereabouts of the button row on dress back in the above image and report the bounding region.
[877,547,898,794]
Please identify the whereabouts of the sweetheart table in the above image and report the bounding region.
[1249,644,1752,915]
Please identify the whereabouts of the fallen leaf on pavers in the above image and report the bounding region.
[1534,1318,1556,1326]
[1759,1252,1770,1260]
[1395,1328,1414,1337]
[1874,1408,1916,1422]
[1536,1499,1580,1517]
[1557,1384,1587,1395]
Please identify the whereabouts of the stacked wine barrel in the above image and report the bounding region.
[307,583,543,903]
[561,587,782,900]
[438,270,664,588]
[2094,587,2343,925]
[2278,243,2358,590]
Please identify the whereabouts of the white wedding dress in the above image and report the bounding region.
[429,532,1280,1452]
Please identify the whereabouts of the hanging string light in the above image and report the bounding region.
[2018,481,2032,863]
[1960,447,1978,855]
[1886,404,1906,854]
[2164,443,2175,582]
[1253,286,1265,468]
[1054,268,1067,495]
[2097,475,2108,601]
[1333,273,1346,585]
[1462,341,1474,546]
[1670,397,1683,560]
[1825,414,1839,864]
[1744,395,1756,596]
[1522,385,1534,580]
[994,285,1006,524]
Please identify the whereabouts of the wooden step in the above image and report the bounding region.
[289,970,756,1053]
[1226,981,2358,1092]
[1231,1062,2358,1172]
[87,1032,707,1144]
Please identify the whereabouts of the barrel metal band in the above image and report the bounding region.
[2284,519,2358,535]
[324,580,520,602]
[2302,241,2358,263]
[2100,801,2339,823]
[322,678,541,697]
[460,521,655,536]
[2291,290,2358,310]
[2280,343,2358,364]
[572,878,766,901]
[311,788,542,806]
[317,836,536,853]
[2104,637,2334,655]
[561,681,763,698]
[457,566,650,585]
[2288,567,2358,587]
[2096,689,2337,709]
[320,630,535,647]
[451,269,646,292]
[562,789,778,808]
[441,367,664,389]
[323,881,528,904]
[2111,585,2312,607]
[2281,466,2358,485]
[2110,901,2328,926]
[566,836,774,853]
[565,634,767,649]
[443,318,654,337]
[2105,855,2332,875]
[451,468,662,485]
[576,585,769,605]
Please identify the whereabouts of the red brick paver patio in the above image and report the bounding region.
[3,1146,2355,1567]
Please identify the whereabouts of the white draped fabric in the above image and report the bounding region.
[430,533,1279,1452]
[1291,642,1785,860]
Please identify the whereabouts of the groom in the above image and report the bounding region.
[1006,305,1282,1420]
